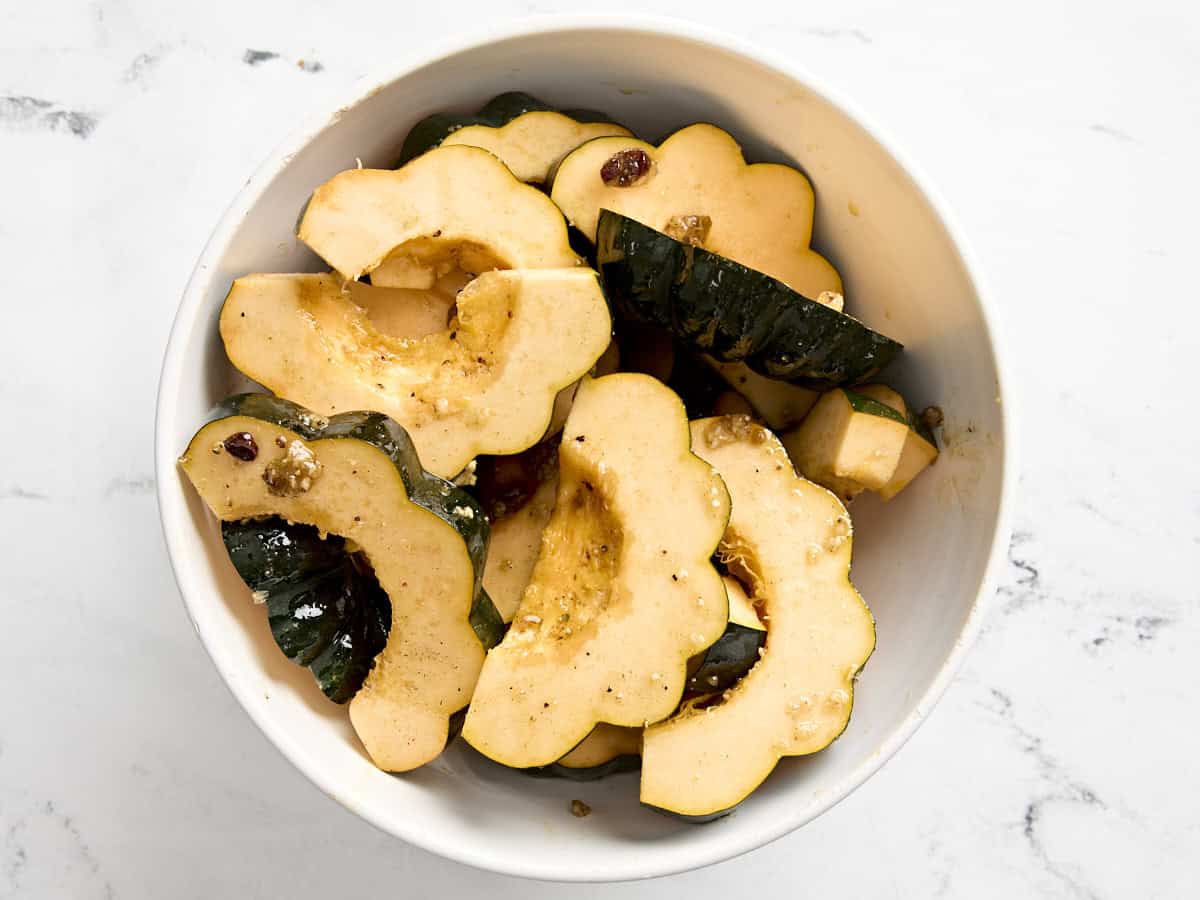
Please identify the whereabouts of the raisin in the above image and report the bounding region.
[600,148,651,187]
[222,432,258,461]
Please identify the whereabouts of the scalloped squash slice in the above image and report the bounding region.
[297,145,579,284]
[551,123,841,294]
[482,470,558,623]
[641,416,875,820]
[781,388,910,501]
[398,92,633,184]
[178,395,499,773]
[219,268,612,479]
[463,374,732,768]
[533,724,643,781]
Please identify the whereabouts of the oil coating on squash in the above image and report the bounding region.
[641,416,875,820]
[463,374,732,768]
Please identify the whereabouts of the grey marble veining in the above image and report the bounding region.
[0,0,1196,897]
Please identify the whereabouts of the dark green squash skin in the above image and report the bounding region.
[666,345,729,419]
[210,394,504,702]
[843,389,909,425]
[612,322,728,418]
[525,754,642,782]
[644,804,732,825]
[222,519,388,702]
[595,211,903,389]
[446,707,468,745]
[685,622,766,697]
[397,91,622,169]
[522,726,642,781]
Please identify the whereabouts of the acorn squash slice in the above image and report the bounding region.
[704,358,819,430]
[641,416,875,820]
[178,394,504,772]
[528,724,643,781]
[595,211,902,388]
[219,268,612,479]
[480,472,557,623]
[397,91,632,184]
[475,440,561,623]
[551,123,839,293]
[462,374,731,768]
[297,144,579,284]
[781,388,910,501]
[853,385,941,501]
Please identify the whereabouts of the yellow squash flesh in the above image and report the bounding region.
[551,123,841,294]
[441,112,632,184]
[298,145,579,282]
[781,389,910,501]
[463,374,731,767]
[482,471,559,623]
[854,385,940,501]
[219,269,612,479]
[179,416,482,772]
[641,417,875,818]
[557,724,643,769]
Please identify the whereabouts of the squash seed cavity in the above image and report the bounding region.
[509,449,624,652]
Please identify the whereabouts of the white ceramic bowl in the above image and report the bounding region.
[156,16,1013,882]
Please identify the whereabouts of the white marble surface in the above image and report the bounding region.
[1,0,1195,896]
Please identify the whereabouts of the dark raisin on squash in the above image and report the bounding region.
[600,149,651,187]
[223,432,259,461]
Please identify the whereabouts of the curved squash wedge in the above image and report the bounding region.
[705,357,819,430]
[529,724,643,781]
[596,211,902,388]
[219,269,612,479]
[463,374,731,767]
[641,416,875,820]
[481,468,558,623]
[853,385,941,501]
[297,145,579,283]
[398,92,632,184]
[178,394,503,772]
[551,123,839,293]
[781,388,910,501]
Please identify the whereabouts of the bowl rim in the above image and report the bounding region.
[155,12,1017,882]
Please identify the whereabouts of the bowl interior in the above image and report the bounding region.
[157,23,1007,881]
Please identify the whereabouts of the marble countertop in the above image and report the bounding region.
[1,0,1194,896]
